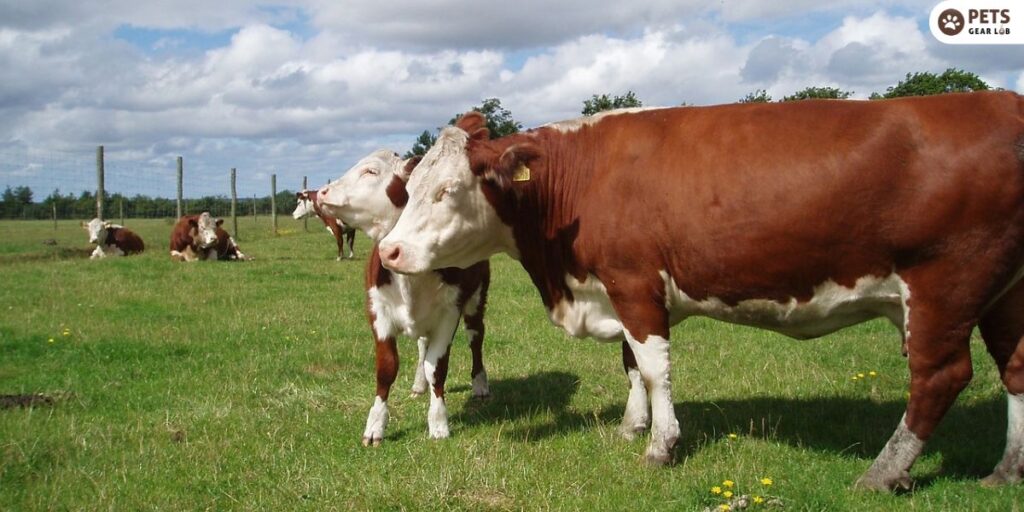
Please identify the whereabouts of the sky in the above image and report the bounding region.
[1,0,1023,198]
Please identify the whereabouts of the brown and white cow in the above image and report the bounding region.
[293,190,357,260]
[317,149,490,446]
[379,92,1024,490]
[81,218,145,259]
[169,212,250,262]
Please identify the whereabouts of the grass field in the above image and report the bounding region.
[1,218,1022,511]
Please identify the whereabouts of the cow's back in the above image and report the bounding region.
[111,228,145,254]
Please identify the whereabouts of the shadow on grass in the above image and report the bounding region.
[450,371,1005,484]
[0,246,92,264]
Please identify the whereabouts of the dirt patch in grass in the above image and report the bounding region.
[0,393,56,409]
[0,247,92,264]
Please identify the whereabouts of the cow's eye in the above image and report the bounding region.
[361,168,377,177]
[434,188,449,203]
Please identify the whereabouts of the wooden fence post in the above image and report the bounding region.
[96,145,104,220]
[231,168,238,240]
[271,174,278,236]
[176,156,183,218]
[52,203,57,231]
[119,198,124,225]
[252,194,257,223]
[302,175,308,232]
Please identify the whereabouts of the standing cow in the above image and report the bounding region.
[293,190,357,260]
[170,212,250,262]
[378,92,1024,490]
[81,218,144,259]
[317,149,490,446]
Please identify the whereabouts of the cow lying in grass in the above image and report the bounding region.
[169,212,250,262]
[317,149,490,446]
[81,218,144,259]
[292,190,357,260]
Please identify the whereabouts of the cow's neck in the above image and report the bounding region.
[495,131,592,310]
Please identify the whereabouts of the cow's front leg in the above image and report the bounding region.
[624,331,679,465]
[423,314,459,439]
[410,336,429,396]
[619,340,650,440]
[363,335,399,446]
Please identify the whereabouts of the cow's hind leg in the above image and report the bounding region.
[410,336,428,396]
[346,230,356,259]
[619,341,650,440]
[363,335,398,446]
[855,288,975,491]
[463,284,489,398]
[979,280,1024,486]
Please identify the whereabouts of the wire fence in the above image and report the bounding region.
[0,145,300,228]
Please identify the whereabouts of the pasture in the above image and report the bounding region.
[0,218,1021,511]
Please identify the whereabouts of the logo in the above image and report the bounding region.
[930,1,1023,45]
[937,8,965,35]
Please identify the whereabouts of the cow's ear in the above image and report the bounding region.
[216,218,224,227]
[456,111,489,141]
[188,217,198,227]
[402,155,423,179]
[492,142,542,187]
[103,221,113,229]
[295,191,304,200]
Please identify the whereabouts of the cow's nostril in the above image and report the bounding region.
[383,245,401,263]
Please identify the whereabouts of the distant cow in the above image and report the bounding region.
[380,92,1024,490]
[317,149,490,446]
[169,212,249,261]
[293,190,356,260]
[81,218,144,259]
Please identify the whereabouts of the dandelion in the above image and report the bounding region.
[62,329,71,337]
[722,480,734,488]
[723,490,733,499]
[753,496,764,505]
[760,477,773,486]
[727,433,738,440]
[869,371,878,377]
[857,372,865,378]
[718,505,731,512]
[711,486,722,495]
[47,338,55,343]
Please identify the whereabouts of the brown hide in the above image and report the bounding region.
[104,226,145,254]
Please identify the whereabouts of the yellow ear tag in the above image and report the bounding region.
[512,163,531,182]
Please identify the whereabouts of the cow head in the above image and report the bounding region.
[82,218,112,244]
[194,212,219,248]
[317,149,414,242]
[378,112,529,273]
[292,192,316,220]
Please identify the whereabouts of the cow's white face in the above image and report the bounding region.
[379,127,514,273]
[292,197,315,220]
[318,149,406,242]
[82,218,109,244]
[195,212,219,248]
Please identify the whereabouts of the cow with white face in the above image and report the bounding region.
[317,149,490,446]
[81,218,145,259]
[292,190,357,260]
[382,93,1024,490]
[169,212,248,261]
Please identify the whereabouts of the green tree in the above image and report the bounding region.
[739,89,772,103]
[782,86,854,101]
[450,98,522,138]
[870,68,990,99]
[404,130,438,159]
[581,91,643,115]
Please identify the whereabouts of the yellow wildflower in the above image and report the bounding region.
[857,372,865,378]
[47,338,55,343]
[711,486,722,495]
[851,375,858,381]
[722,480,734,488]
[869,371,878,377]
[718,505,731,512]
[723,491,733,499]
[727,433,738,440]
[753,496,764,504]
[760,477,773,486]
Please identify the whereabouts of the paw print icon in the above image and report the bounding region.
[938,9,965,36]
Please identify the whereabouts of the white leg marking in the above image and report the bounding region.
[410,336,428,396]
[90,246,104,260]
[983,393,1024,486]
[362,396,389,446]
[423,315,459,439]
[624,331,679,464]
[472,368,490,398]
[855,414,925,491]
[620,366,650,440]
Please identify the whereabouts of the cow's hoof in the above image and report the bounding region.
[619,423,647,441]
[642,447,673,466]
[853,471,913,492]
[980,470,1022,487]
[361,436,383,447]
[409,388,426,398]
[428,427,450,440]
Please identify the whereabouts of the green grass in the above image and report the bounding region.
[1,218,1021,511]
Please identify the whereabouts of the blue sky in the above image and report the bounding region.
[1,0,1022,199]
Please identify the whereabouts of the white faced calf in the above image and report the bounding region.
[81,218,145,259]
[318,149,490,445]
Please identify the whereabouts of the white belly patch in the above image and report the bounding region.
[547,272,910,341]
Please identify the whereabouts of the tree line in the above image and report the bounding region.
[0,68,994,220]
